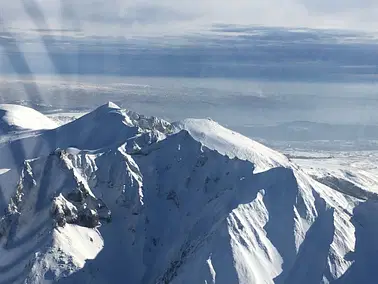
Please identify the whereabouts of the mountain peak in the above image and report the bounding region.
[89,101,122,118]
[104,101,120,110]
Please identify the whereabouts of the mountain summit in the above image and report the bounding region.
[0,103,375,284]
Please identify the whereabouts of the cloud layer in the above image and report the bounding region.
[1,0,378,35]
[1,26,377,83]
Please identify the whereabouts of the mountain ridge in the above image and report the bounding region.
[0,102,374,284]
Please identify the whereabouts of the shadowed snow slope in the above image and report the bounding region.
[0,102,375,284]
[0,104,58,134]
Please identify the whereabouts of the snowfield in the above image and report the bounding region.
[0,104,58,134]
[0,102,376,283]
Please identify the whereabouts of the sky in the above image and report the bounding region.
[0,0,377,83]
[1,0,378,36]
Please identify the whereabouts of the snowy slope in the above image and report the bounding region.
[0,104,58,134]
[173,118,291,173]
[0,102,376,284]
[289,151,378,200]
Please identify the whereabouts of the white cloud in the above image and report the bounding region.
[1,0,378,35]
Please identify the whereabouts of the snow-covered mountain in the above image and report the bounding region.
[0,102,376,284]
[0,104,58,134]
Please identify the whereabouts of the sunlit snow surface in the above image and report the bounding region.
[288,151,378,199]
[0,104,58,133]
[0,101,377,284]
